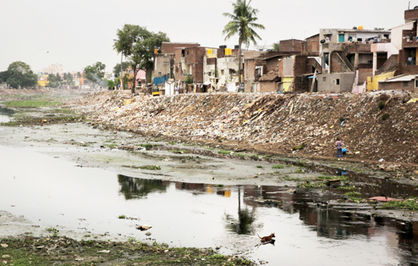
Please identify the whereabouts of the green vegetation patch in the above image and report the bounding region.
[272,164,285,169]
[292,143,305,151]
[382,198,418,211]
[0,236,253,265]
[4,99,60,108]
[218,150,231,155]
[139,165,161,171]
[297,181,326,189]
[344,191,362,197]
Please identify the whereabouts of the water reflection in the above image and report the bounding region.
[117,174,168,199]
[226,186,256,234]
[116,176,416,264]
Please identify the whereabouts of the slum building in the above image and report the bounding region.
[317,27,391,93]
[373,8,418,92]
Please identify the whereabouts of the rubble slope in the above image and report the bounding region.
[78,91,417,164]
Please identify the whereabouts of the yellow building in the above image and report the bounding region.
[366,71,396,91]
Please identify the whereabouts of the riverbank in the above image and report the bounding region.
[0,234,251,265]
[76,90,417,175]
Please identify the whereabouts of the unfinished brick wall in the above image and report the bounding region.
[294,56,308,76]
[331,53,352,73]
[279,39,305,53]
[161,42,199,54]
[358,68,373,84]
[305,35,319,56]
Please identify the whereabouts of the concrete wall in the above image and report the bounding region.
[217,57,239,87]
[390,22,414,51]
[154,54,173,77]
[203,56,217,85]
[281,56,295,77]
[317,72,355,93]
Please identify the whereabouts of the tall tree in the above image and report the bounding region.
[1,61,38,89]
[223,0,264,84]
[83,62,106,87]
[114,24,169,93]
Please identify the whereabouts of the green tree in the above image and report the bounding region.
[114,24,169,92]
[272,42,280,52]
[113,62,131,78]
[223,0,265,84]
[48,73,60,88]
[83,62,106,87]
[1,61,38,89]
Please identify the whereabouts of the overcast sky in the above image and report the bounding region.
[0,0,413,73]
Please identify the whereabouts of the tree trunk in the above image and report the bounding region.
[132,66,138,94]
[238,39,243,85]
[146,67,153,84]
[120,53,123,90]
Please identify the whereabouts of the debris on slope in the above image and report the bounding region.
[77,91,417,164]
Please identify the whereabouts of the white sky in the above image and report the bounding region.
[0,0,413,73]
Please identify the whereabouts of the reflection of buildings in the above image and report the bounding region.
[117,175,168,199]
[174,182,231,197]
[240,184,416,264]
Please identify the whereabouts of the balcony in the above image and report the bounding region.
[405,9,418,21]
[402,29,418,48]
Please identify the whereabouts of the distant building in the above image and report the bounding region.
[317,27,391,93]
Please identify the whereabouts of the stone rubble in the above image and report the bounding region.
[77,91,417,165]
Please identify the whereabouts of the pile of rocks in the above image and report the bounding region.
[77,91,417,164]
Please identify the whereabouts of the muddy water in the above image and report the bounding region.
[0,110,416,265]
[0,143,416,265]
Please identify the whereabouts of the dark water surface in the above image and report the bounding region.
[0,145,416,265]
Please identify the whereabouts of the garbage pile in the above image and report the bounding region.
[77,91,417,164]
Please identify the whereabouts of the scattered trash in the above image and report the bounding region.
[77,91,417,164]
[98,250,110,254]
[369,196,401,202]
[0,244,8,248]
[136,225,152,231]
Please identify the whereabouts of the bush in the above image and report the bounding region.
[378,101,386,110]
[382,113,390,121]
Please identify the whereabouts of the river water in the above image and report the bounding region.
[0,113,416,265]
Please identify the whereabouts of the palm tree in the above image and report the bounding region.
[223,0,265,85]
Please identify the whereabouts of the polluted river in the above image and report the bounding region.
[0,100,417,265]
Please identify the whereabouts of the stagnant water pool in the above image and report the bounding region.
[0,145,416,265]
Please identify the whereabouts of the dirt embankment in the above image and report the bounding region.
[77,91,418,166]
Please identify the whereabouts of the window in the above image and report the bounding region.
[336,79,340,85]
[221,69,224,75]
[415,79,418,89]
[323,77,326,82]
[403,81,409,87]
